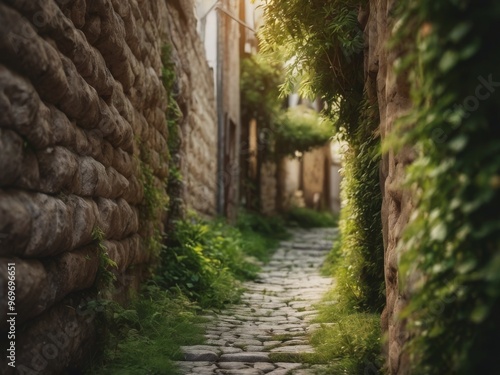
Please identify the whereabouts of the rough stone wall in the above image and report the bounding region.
[282,157,301,209]
[164,0,217,217]
[0,0,216,373]
[364,1,414,373]
[302,146,330,209]
[222,0,241,221]
[260,161,277,215]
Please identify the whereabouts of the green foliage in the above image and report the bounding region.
[258,0,365,131]
[274,106,333,158]
[285,207,338,228]
[241,56,332,160]
[236,209,288,238]
[86,286,205,375]
[390,1,500,373]
[155,215,278,308]
[325,107,385,313]
[137,162,167,257]
[92,226,118,290]
[241,54,283,126]
[236,210,289,262]
[310,290,383,375]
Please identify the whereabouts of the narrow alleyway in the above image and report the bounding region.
[177,228,337,375]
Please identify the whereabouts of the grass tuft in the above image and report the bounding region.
[309,290,383,375]
[86,286,205,374]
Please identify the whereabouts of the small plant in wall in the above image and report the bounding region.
[92,226,118,290]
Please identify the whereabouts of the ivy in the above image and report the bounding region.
[392,0,500,373]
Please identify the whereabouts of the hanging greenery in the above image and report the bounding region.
[240,54,283,127]
[241,54,333,159]
[258,0,365,133]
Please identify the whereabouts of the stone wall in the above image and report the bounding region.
[0,0,216,373]
[260,161,277,215]
[282,157,301,209]
[302,145,331,210]
[221,0,241,221]
[363,1,414,373]
[165,0,217,217]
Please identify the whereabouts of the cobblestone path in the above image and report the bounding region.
[178,227,337,375]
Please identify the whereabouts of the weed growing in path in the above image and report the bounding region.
[309,290,383,374]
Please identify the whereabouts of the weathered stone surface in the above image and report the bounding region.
[218,362,251,370]
[254,362,276,372]
[0,295,97,374]
[183,349,219,362]
[270,345,314,354]
[363,2,414,374]
[164,0,217,217]
[219,369,265,375]
[0,129,24,185]
[220,352,270,363]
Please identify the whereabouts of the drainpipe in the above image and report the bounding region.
[216,2,225,215]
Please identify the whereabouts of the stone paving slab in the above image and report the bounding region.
[178,228,337,375]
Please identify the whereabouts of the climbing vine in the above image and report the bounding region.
[392,1,500,373]
[160,45,184,234]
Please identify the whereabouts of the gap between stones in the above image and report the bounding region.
[177,227,338,375]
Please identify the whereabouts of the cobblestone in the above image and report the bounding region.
[178,228,337,374]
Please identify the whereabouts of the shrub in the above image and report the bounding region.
[285,207,338,228]
[155,216,260,308]
[274,107,333,158]
[236,210,289,262]
[236,209,288,238]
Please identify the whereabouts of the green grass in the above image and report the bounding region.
[285,207,338,228]
[309,290,383,375]
[267,292,382,374]
[86,286,205,374]
[237,210,289,263]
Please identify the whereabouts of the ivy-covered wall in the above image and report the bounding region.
[366,0,500,373]
[391,1,500,374]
